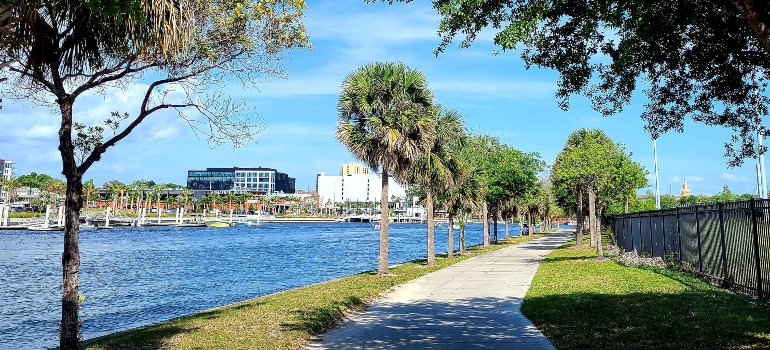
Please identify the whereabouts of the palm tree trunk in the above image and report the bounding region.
[576,186,584,246]
[460,213,467,254]
[447,212,454,258]
[482,202,489,247]
[588,187,597,248]
[426,182,435,266]
[492,209,498,243]
[378,171,390,275]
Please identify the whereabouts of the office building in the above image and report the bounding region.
[187,167,295,197]
[341,162,368,176]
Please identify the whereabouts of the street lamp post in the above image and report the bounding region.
[654,138,661,209]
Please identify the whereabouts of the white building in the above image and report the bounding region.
[0,159,14,180]
[316,172,407,205]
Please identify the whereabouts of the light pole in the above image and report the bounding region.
[653,138,661,209]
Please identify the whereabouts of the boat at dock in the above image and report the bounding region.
[204,220,234,228]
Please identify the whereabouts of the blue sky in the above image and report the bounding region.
[0,0,763,196]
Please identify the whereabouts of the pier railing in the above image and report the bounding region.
[610,199,770,300]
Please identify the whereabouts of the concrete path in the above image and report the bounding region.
[305,229,574,350]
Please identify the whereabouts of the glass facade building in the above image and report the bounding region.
[187,167,295,195]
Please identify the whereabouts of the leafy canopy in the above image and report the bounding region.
[380,0,770,166]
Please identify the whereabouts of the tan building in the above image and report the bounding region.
[680,179,692,198]
[341,162,368,176]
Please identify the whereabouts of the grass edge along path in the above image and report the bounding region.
[84,233,547,350]
[521,240,770,350]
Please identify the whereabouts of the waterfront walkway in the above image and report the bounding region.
[305,229,574,349]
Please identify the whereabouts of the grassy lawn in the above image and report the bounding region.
[84,233,545,350]
[521,241,770,350]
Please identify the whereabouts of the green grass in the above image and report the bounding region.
[521,240,770,350]
[83,234,545,350]
[8,212,44,218]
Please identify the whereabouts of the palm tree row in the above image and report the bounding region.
[336,61,546,273]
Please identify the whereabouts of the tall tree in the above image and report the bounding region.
[0,2,308,347]
[382,0,770,166]
[553,128,624,257]
[405,108,465,266]
[336,61,436,275]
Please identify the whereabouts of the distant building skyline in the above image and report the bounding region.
[316,172,407,205]
[187,167,296,198]
[341,162,368,176]
[1,158,14,180]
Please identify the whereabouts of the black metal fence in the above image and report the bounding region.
[611,199,770,299]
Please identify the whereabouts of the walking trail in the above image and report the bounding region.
[305,229,574,350]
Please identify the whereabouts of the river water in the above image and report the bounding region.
[0,221,521,349]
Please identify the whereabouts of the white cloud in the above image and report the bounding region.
[150,127,179,140]
[17,125,57,138]
[721,173,750,182]
[27,150,61,163]
[431,79,554,98]
[670,176,681,183]
[686,176,705,183]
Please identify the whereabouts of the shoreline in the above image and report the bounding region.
[82,233,537,348]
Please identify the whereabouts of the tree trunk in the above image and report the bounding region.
[624,194,629,214]
[447,212,454,258]
[504,214,509,238]
[378,171,390,275]
[492,209,498,243]
[426,181,435,266]
[482,202,490,246]
[588,187,597,249]
[459,214,467,254]
[596,204,604,258]
[58,99,83,350]
[526,210,532,235]
[576,186,584,246]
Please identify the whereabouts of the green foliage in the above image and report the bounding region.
[385,0,770,166]
[16,172,55,190]
[335,61,436,178]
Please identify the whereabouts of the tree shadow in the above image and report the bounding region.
[305,296,553,349]
[521,290,770,350]
[81,322,199,350]
[281,296,365,335]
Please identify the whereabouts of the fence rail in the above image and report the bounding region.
[611,199,770,299]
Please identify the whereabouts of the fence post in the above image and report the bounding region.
[638,213,643,255]
[750,199,763,300]
[676,207,682,262]
[692,205,703,272]
[718,202,729,283]
[661,209,666,258]
[648,211,654,256]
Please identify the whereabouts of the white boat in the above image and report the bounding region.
[27,224,64,232]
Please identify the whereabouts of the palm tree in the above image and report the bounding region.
[82,179,98,213]
[336,61,436,275]
[151,183,166,222]
[0,176,22,203]
[208,193,222,215]
[405,108,465,266]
